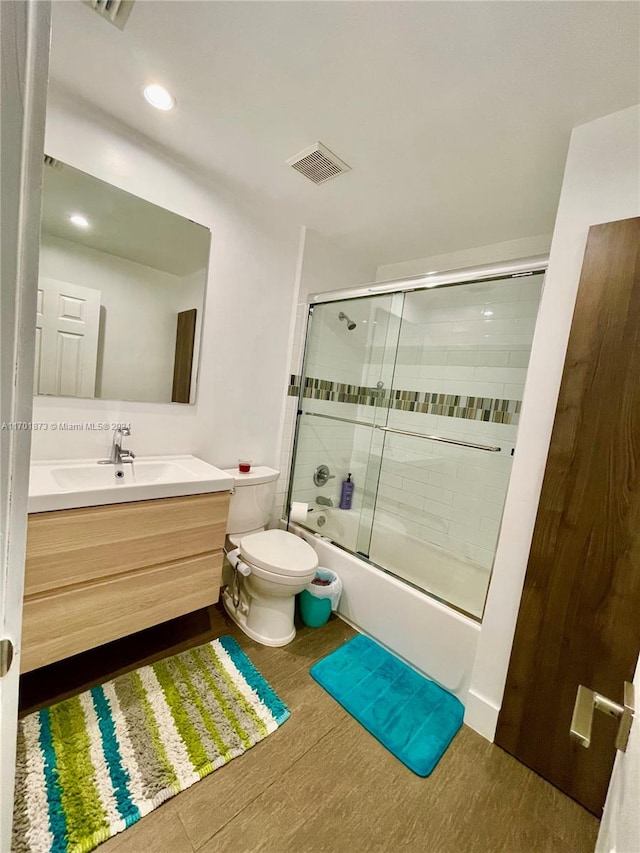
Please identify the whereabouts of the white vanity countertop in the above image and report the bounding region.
[29,454,235,513]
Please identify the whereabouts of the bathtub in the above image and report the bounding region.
[304,505,490,618]
[288,507,481,703]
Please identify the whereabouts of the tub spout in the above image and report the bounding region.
[316,496,334,507]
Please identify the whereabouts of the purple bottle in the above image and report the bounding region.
[339,473,354,509]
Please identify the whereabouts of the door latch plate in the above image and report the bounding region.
[571,681,635,752]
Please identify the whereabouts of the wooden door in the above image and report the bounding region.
[172,308,197,403]
[35,277,101,397]
[495,218,640,816]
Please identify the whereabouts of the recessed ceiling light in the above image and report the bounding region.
[69,213,89,229]
[482,309,494,317]
[143,83,175,111]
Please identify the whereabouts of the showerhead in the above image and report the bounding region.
[338,311,357,331]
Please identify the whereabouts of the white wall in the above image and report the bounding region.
[375,234,551,282]
[596,654,640,853]
[465,104,640,739]
[274,229,375,520]
[300,229,377,300]
[33,96,302,471]
[40,234,193,403]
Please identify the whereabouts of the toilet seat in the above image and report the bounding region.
[227,528,263,548]
[240,560,315,588]
[239,529,318,577]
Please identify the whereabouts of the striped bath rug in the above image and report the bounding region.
[13,635,289,853]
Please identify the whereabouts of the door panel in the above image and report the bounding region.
[172,308,197,403]
[367,274,543,620]
[496,218,640,815]
[36,277,100,397]
[287,294,402,553]
[56,331,84,396]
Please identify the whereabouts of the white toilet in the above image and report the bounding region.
[221,466,318,646]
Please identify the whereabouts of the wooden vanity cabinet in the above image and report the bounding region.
[21,491,230,672]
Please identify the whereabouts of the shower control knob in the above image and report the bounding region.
[313,464,335,487]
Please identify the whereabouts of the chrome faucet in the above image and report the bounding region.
[99,426,136,465]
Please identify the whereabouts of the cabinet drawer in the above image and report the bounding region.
[25,491,229,595]
[21,551,222,673]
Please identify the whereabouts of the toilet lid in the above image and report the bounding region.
[240,529,318,577]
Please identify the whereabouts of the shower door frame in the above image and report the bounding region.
[285,255,549,619]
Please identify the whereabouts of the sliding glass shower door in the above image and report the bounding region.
[287,293,403,555]
[288,272,544,620]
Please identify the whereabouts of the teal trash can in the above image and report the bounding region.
[299,568,342,628]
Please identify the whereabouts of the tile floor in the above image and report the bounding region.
[19,606,599,853]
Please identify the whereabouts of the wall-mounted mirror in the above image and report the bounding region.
[38,157,211,404]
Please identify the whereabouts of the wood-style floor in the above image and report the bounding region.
[19,606,599,853]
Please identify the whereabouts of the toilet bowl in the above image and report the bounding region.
[223,528,318,646]
[221,468,318,646]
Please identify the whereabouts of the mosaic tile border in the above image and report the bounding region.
[288,375,521,426]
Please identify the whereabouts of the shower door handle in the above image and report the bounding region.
[377,426,502,452]
[304,413,503,452]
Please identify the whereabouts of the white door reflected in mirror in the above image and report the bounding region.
[35,277,101,397]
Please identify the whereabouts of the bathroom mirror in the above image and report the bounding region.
[37,157,211,404]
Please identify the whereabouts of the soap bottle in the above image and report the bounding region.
[339,473,354,510]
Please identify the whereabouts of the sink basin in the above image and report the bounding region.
[29,455,235,513]
[51,460,194,490]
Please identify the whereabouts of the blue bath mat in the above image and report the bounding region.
[310,634,463,776]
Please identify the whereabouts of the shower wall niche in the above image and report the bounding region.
[287,273,544,620]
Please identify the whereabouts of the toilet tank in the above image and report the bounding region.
[223,466,280,536]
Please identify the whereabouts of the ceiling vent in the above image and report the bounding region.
[82,0,134,30]
[287,143,350,185]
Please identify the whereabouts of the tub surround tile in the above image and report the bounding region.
[445,349,510,367]
[289,375,524,427]
[402,478,455,506]
[508,350,531,368]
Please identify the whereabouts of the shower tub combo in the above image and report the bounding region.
[286,259,546,702]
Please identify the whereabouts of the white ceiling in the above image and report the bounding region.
[48,1,640,268]
[41,158,211,276]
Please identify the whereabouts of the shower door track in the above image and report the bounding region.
[308,255,548,304]
[303,410,502,452]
